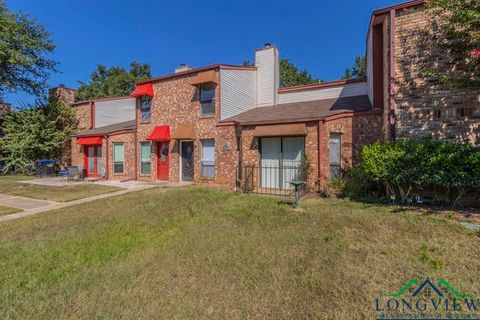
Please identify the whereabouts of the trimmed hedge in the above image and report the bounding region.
[361,140,480,205]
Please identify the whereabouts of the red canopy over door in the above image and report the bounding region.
[76,136,102,145]
[147,125,170,141]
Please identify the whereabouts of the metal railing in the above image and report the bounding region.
[236,164,306,197]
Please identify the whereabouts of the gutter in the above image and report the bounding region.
[389,8,397,141]
[219,109,383,127]
[318,120,324,189]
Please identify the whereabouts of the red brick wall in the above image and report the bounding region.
[73,102,91,130]
[107,132,136,180]
[135,70,238,185]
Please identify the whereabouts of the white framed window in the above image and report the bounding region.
[113,143,124,174]
[329,134,341,181]
[201,139,215,178]
[140,142,151,175]
[140,97,152,122]
[199,83,215,116]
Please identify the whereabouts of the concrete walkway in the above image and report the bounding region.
[0,183,157,223]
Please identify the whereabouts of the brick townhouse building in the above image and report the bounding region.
[65,0,478,192]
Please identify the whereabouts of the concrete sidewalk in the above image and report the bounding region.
[0,183,156,223]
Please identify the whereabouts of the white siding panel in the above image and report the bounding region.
[278,82,367,104]
[220,69,257,120]
[255,47,279,107]
[366,31,374,105]
[94,98,136,128]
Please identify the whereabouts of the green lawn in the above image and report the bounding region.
[0,205,21,216]
[0,187,479,319]
[0,175,122,202]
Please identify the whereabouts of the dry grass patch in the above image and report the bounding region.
[0,187,479,319]
[0,175,121,202]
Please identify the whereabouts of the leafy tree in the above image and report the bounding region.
[424,0,480,88]
[0,100,77,173]
[0,1,56,99]
[279,59,321,87]
[243,58,321,87]
[342,55,366,80]
[75,62,152,101]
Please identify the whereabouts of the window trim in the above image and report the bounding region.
[200,139,215,179]
[199,83,216,117]
[113,142,125,174]
[140,141,151,176]
[329,133,342,181]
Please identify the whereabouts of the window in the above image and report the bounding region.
[456,107,471,119]
[140,97,152,122]
[200,83,215,116]
[113,143,124,174]
[140,142,151,175]
[329,134,341,181]
[433,109,443,121]
[201,139,215,178]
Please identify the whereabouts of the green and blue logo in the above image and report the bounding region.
[375,278,479,320]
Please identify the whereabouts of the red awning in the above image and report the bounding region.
[130,83,154,97]
[147,125,170,141]
[76,136,102,145]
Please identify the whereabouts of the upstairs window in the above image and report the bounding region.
[433,109,443,121]
[140,97,152,122]
[200,83,215,116]
[456,107,471,119]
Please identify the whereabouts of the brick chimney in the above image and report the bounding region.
[48,84,76,104]
[0,102,12,116]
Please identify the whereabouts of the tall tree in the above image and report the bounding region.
[0,100,77,173]
[75,62,152,101]
[280,59,321,87]
[342,55,366,80]
[0,1,56,99]
[424,0,480,88]
[243,59,321,87]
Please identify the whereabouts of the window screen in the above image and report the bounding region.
[329,134,341,181]
[113,143,124,174]
[140,142,151,175]
[201,139,215,178]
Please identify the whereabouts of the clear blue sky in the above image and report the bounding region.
[4,0,402,106]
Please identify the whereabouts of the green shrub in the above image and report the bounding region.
[342,166,382,200]
[361,139,480,206]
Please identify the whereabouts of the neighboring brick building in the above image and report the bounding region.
[366,0,480,145]
[69,0,478,192]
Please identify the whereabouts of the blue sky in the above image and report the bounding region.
[4,0,402,106]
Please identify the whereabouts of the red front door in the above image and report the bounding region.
[83,145,102,177]
[157,142,169,180]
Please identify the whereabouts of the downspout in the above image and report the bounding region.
[105,135,109,180]
[235,123,242,191]
[318,119,324,190]
[389,9,397,141]
[89,101,94,129]
[134,98,139,180]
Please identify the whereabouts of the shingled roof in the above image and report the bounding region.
[72,120,136,137]
[224,95,373,125]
